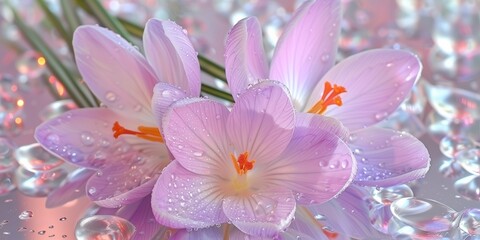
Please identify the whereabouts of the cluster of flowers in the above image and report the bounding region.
[34,0,430,238]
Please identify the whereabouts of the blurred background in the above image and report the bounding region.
[0,0,480,239]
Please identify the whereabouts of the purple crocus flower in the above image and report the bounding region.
[151,81,356,238]
[34,19,201,208]
[224,0,430,238]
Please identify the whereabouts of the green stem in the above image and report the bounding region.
[60,0,82,37]
[201,84,234,102]
[10,4,90,108]
[37,0,73,53]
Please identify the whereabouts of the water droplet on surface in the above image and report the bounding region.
[105,92,117,102]
[439,135,474,158]
[0,138,16,171]
[75,215,135,240]
[438,159,464,178]
[457,148,480,175]
[39,99,77,121]
[15,166,68,197]
[193,151,203,157]
[80,132,95,146]
[390,197,458,232]
[15,143,64,172]
[18,210,33,220]
[454,175,480,201]
[38,230,46,235]
[459,208,480,235]
[59,217,67,221]
[372,185,414,204]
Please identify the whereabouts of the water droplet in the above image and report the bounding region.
[454,175,480,201]
[80,132,95,146]
[372,185,414,204]
[15,166,68,197]
[390,197,458,232]
[18,210,33,220]
[38,230,46,235]
[439,135,474,158]
[459,208,480,235]
[75,215,135,240]
[88,187,96,195]
[456,148,480,175]
[321,54,330,62]
[193,151,203,157]
[133,104,142,112]
[15,143,64,171]
[59,217,67,221]
[105,92,116,102]
[0,138,16,171]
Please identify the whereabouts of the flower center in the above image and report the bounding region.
[112,121,164,142]
[307,81,347,115]
[230,151,255,175]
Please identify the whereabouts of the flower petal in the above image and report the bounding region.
[151,161,227,228]
[227,81,295,165]
[305,49,422,131]
[282,207,330,240]
[125,196,167,240]
[171,225,248,240]
[46,168,95,208]
[263,114,355,205]
[144,19,201,96]
[225,17,269,101]
[162,98,232,176]
[73,26,157,119]
[151,82,188,128]
[349,127,430,187]
[269,0,341,109]
[307,186,388,239]
[35,108,140,169]
[86,160,165,208]
[223,188,296,238]
[295,112,349,142]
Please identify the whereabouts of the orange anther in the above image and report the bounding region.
[112,121,164,142]
[230,152,255,175]
[308,81,347,115]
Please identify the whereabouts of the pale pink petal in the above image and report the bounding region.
[225,17,269,101]
[305,49,422,131]
[223,188,296,237]
[349,127,430,187]
[269,0,341,109]
[171,225,248,240]
[46,168,94,208]
[73,26,157,119]
[295,112,349,142]
[151,161,227,228]
[144,19,201,96]
[162,98,233,176]
[126,196,167,240]
[151,82,188,128]
[307,186,388,239]
[227,81,295,165]
[281,207,330,240]
[87,160,165,208]
[263,114,355,205]
[35,108,144,169]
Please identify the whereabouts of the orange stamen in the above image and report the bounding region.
[230,152,255,175]
[112,121,164,142]
[308,81,347,115]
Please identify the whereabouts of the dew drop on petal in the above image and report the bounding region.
[456,148,480,175]
[80,132,95,146]
[104,92,116,102]
[75,215,135,240]
[454,175,480,201]
[390,197,458,233]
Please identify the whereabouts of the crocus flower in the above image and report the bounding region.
[35,18,201,208]
[224,0,430,238]
[151,81,356,238]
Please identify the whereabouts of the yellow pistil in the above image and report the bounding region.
[112,121,164,142]
[308,81,347,115]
